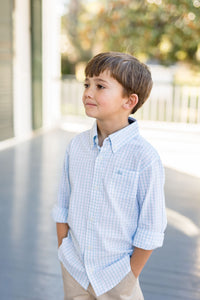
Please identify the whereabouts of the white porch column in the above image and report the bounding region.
[13,0,32,138]
[42,0,61,129]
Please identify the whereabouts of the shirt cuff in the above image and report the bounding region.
[51,204,68,223]
[133,228,164,250]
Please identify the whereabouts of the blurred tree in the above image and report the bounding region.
[94,0,200,65]
[61,0,94,72]
[62,0,200,69]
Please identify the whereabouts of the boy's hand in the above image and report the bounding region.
[56,223,69,248]
[130,247,153,278]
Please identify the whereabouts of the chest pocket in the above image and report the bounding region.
[108,168,139,202]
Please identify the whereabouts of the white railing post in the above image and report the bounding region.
[61,77,200,124]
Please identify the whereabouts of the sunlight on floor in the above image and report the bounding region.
[166,208,200,237]
[59,116,200,179]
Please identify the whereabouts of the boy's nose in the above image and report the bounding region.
[84,86,94,99]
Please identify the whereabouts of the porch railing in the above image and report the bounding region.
[61,77,200,124]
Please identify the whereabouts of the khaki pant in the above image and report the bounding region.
[61,263,144,300]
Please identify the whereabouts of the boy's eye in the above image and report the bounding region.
[97,84,105,89]
[84,83,89,88]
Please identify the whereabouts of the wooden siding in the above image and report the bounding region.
[31,0,43,130]
[0,0,14,141]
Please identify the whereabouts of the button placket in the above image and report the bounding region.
[84,152,103,259]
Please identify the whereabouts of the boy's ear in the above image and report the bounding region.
[123,94,138,111]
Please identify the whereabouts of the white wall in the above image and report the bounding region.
[13,0,32,138]
[42,0,61,129]
[13,0,61,140]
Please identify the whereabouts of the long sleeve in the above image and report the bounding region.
[52,149,70,223]
[133,158,167,250]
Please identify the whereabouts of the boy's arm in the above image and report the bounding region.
[52,148,71,245]
[130,247,153,278]
[131,159,167,277]
[56,223,69,248]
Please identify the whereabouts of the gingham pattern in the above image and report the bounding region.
[52,118,167,297]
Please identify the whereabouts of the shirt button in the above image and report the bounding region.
[88,268,94,273]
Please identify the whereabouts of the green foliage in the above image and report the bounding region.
[62,0,94,63]
[63,0,200,66]
[61,56,75,75]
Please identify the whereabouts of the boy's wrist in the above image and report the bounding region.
[56,223,69,247]
[130,247,153,278]
[130,257,140,278]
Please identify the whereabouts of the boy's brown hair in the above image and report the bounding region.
[85,52,153,114]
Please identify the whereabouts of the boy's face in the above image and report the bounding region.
[82,70,131,122]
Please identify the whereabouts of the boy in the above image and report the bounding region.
[52,52,167,300]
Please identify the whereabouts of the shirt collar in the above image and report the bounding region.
[90,117,140,153]
[90,120,99,149]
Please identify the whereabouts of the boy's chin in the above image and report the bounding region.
[85,111,96,119]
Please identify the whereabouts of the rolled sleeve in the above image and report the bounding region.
[51,148,70,223]
[133,158,167,250]
[133,228,164,250]
[51,204,69,223]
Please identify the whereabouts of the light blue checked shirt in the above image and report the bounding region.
[52,118,167,296]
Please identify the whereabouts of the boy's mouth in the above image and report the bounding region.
[85,102,97,106]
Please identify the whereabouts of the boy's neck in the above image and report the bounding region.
[96,117,129,147]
